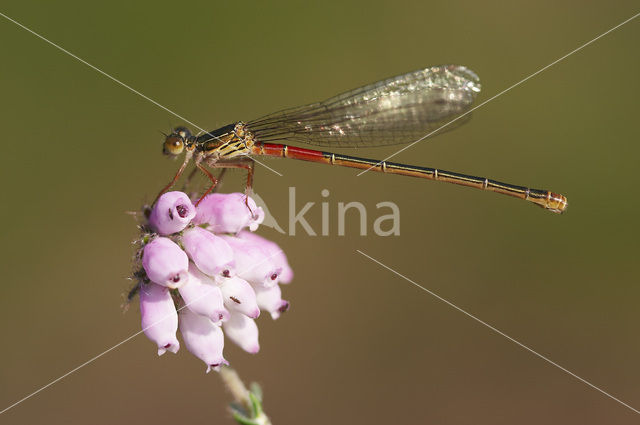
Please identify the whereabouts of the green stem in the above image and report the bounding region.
[219,366,272,425]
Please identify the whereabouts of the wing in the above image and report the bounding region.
[246,65,481,148]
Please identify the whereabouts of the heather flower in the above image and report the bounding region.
[179,307,227,373]
[253,284,289,320]
[182,226,235,280]
[223,312,260,354]
[148,191,196,235]
[219,276,260,319]
[221,235,282,288]
[142,237,189,288]
[139,282,180,355]
[194,192,265,233]
[179,263,229,325]
[238,230,294,284]
[131,190,293,371]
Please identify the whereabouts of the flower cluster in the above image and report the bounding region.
[132,191,292,372]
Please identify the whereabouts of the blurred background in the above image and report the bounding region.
[1,1,639,424]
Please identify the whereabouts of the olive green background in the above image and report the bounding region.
[1,1,639,424]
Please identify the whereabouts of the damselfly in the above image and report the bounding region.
[158,65,567,213]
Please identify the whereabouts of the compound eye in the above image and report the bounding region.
[163,135,184,155]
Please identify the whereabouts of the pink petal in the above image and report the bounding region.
[218,276,260,319]
[194,193,265,233]
[178,263,230,325]
[142,237,189,288]
[181,227,235,280]
[223,312,260,354]
[221,235,282,287]
[238,231,294,284]
[149,191,196,235]
[254,284,290,320]
[139,283,179,355]
[179,307,227,373]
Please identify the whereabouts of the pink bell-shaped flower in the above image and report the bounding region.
[223,312,260,354]
[221,235,282,288]
[179,263,230,325]
[253,284,290,320]
[219,276,260,319]
[238,230,293,284]
[142,237,189,288]
[179,307,227,373]
[194,193,265,233]
[149,191,196,235]
[139,282,180,355]
[181,227,235,280]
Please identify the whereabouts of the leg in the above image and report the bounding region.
[182,167,228,196]
[212,168,228,193]
[154,149,193,205]
[194,161,219,206]
[180,166,200,193]
[206,158,257,216]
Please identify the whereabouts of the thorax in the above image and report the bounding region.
[196,122,255,161]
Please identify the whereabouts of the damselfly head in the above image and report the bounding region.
[163,127,192,156]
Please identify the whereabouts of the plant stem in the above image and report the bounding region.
[219,365,272,425]
[220,366,251,408]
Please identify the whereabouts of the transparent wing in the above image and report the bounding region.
[246,65,481,148]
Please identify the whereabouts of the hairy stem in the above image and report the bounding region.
[220,366,251,408]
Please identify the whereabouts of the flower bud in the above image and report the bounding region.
[194,193,265,233]
[142,237,189,288]
[179,307,227,373]
[149,191,196,235]
[221,236,282,288]
[238,231,293,284]
[253,284,290,320]
[179,263,229,325]
[181,227,235,280]
[219,276,260,319]
[223,312,260,354]
[139,283,179,355]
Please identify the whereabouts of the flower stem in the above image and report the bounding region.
[219,365,272,425]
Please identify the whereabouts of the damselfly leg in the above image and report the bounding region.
[205,158,257,216]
